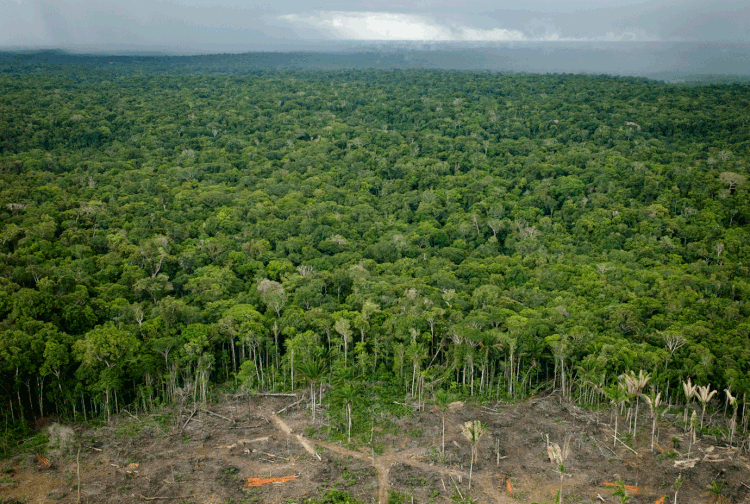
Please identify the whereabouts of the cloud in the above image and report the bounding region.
[280,12,533,41]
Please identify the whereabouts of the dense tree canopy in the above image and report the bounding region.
[1,53,749,434]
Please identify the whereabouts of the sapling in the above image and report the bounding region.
[612,479,630,504]
[643,389,662,452]
[461,420,486,490]
[673,474,683,504]
[547,435,570,504]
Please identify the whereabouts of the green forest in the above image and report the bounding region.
[1,52,749,449]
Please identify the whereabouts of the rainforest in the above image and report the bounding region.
[1,52,749,460]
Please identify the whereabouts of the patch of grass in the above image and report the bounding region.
[707,480,725,495]
[305,489,367,504]
[340,470,357,487]
[388,491,408,504]
[371,440,386,455]
[657,451,679,462]
[149,413,172,433]
[512,489,527,501]
[115,420,145,439]
[449,489,477,503]
[0,475,18,489]
[19,433,49,454]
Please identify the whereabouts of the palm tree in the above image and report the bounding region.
[642,388,662,452]
[297,357,328,423]
[682,378,697,429]
[461,420,486,490]
[406,339,428,399]
[337,382,358,443]
[623,370,650,439]
[695,384,717,430]
[434,389,453,455]
[603,382,628,448]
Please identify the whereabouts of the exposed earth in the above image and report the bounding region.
[2,392,749,504]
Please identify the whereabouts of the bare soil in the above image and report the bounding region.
[2,392,749,504]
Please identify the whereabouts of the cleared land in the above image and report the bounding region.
[1,393,748,504]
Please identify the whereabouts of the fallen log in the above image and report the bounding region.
[201,409,233,422]
[276,396,306,415]
[243,475,298,487]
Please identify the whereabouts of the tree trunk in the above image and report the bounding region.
[560,357,566,399]
[613,407,618,448]
[441,413,445,455]
[508,349,514,397]
[347,402,352,443]
[311,382,316,422]
[38,376,44,419]
[105,389,111,423]
[651,417,656,451]
[468,453,474,490]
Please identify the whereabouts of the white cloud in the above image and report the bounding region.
[459,27,527,42]
[280,12,534,41]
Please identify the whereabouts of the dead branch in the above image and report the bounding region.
[140,495,193,501]
[180,408,197,433]
[276,396,306,416]
[258,451,289,461]
[594,436,621,460]
[449,476,464,500]
[393,401,415,408]
[201,409,233,422]
[257,393,298,397]
[604,429,638,455]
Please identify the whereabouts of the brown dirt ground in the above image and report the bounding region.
[2,392,749,504]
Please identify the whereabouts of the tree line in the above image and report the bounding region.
[1,53,749,446]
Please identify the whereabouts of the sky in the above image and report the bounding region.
[1,0,749,52]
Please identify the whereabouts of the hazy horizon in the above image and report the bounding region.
[2,0,749,53]
[2,41,749,80]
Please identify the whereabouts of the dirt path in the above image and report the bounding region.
[267,412,511,504]
[270,412,317,457]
